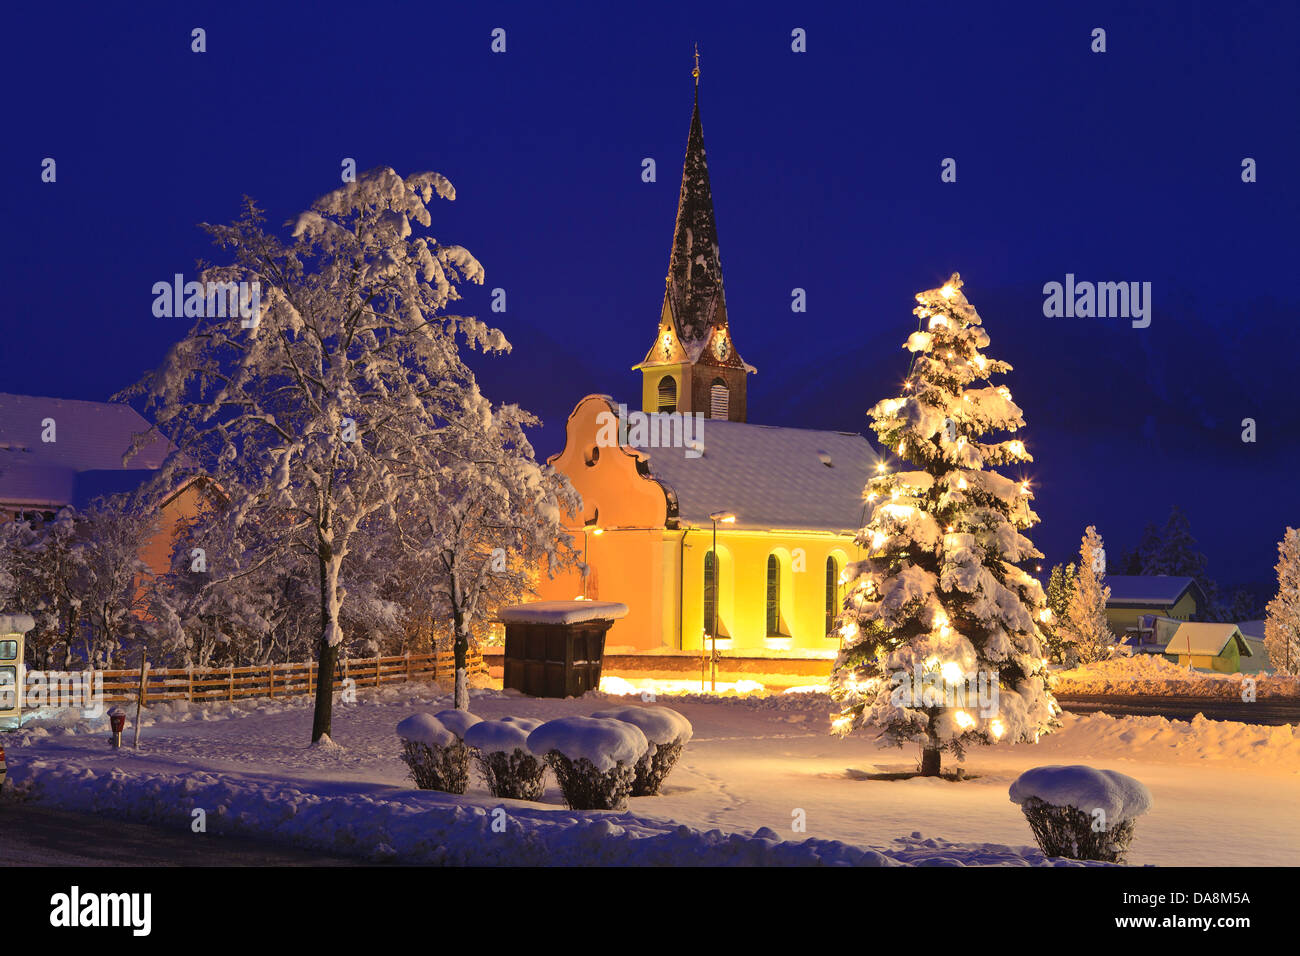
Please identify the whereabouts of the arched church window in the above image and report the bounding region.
[825,556,840,637]
[704,551,717,639]
[766,553,782,636]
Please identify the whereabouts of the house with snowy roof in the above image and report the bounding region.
[535,66,874,652]
[1162,622,1253,673]
[1103,575,1206,637]
[0,392,209,574]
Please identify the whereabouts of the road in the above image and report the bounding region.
[0,801,364,866]
[1056,694,1300,725]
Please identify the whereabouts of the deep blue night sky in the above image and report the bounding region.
[4,1,1297,595]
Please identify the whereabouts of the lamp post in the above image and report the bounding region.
[708,511,735,692]
[581,517,603,599]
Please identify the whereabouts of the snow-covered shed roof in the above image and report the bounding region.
[1104,575,1205,608]
[1236,619,1266,641]
[1165,623,1251,658]
[0,393,169,508]
[631,420,874,534]
[499,601,630,625]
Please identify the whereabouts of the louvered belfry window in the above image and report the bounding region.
[657,376,677,413]
[710,380,729,419]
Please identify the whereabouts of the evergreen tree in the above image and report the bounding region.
[1064,526,1115,664]
[1040,562,1075,664]
[1264,527,1300,675]
[1121,522,1160,575]
[829,274,1058,777]
[1151,506,1208,579]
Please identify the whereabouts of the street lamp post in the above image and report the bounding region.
[708,510,735,692]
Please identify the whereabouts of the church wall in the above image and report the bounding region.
[678,529,859,653]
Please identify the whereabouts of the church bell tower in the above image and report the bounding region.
[634,47,753,422]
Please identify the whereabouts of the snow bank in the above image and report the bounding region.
[1040,711,1300,767]
[1009,765,1152,824]
[7,758,1102,867]
[462,719,532,755]
[591,706,693,747]
[1054,655,1300,698]
[527,716,648,771]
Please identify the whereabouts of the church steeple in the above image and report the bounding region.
[635,48,754,423]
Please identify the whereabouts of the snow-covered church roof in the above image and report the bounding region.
[630,420,875,534]
[0,392,169,508]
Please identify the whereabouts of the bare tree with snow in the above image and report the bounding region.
[125,167,510,743]
[1264,527,1300,675]
[1064,526,1115,665]
[398,398,580,710]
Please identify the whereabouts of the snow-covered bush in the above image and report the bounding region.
[591,706,693,796]
[527,717,648,810]
[464,717,546,801]
[396,713,472,793]
[433,708,482,739]
[1009,765,1152,863]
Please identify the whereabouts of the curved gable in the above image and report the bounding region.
[548,395,673,529]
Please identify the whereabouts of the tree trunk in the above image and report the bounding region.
[311,546,336,743]
[451,590,469,712]
[920,746,941,777]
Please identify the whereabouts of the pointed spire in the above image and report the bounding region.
[664,47,726,350]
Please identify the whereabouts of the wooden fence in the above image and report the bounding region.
[29,649,487,709]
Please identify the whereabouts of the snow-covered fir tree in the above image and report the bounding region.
[1264,527,1300,675]
[126,167,513,744]
[1040,562,1075,664]
[829,273,1059,777]
[1064,526,1115,664]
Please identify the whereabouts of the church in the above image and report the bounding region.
[536,64,877,654]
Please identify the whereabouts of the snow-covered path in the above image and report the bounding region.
[6,683,1298,866]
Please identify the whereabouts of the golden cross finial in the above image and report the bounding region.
[692,43,700,85]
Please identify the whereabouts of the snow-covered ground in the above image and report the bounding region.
[1053,654,1300,698]
[4,682,1297,866]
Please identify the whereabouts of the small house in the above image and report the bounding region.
[1104,575,1206,636]
[1163,622,1253,673]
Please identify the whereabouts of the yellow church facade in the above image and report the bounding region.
[537,397,871,653]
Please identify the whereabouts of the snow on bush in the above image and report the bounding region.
[591,706,693,796]
[433,709,482,738]
[396,713,471,793]
[527,716,649,810]
[1009,765,1152,863]
[396,713,455,747]
[463,719,548,801]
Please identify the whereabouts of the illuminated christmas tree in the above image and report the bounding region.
[830,273,1059,776]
